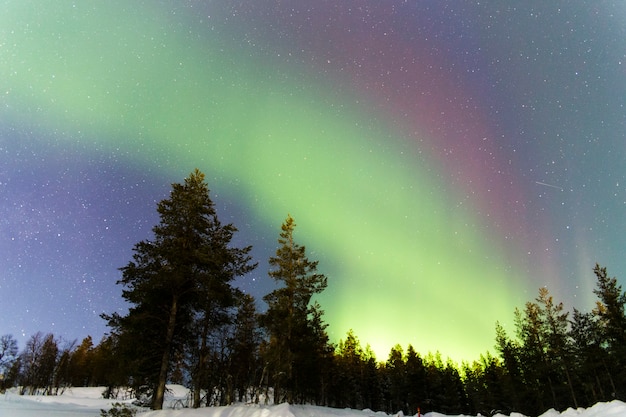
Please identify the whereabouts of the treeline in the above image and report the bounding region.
[2,170,626,416]
[2,263,625,416]
[0,333,121,395]
[480,264,626,415]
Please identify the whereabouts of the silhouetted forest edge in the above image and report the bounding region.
[2,170,625,417]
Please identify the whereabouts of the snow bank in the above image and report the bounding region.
[535,400,626,417]
[2,386,626,417]
[1,387,124,417]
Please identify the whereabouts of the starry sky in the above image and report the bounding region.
[1,1,625,363]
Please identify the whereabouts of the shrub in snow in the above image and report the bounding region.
[100,402,137,417]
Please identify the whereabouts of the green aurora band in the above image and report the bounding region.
[1,1,531,361]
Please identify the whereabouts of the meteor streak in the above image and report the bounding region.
[535,181,563,191]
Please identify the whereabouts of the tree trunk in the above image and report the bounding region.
[192,380,202,408]
[192,351,208,408]
[602,358,618,398]
[193,312,210,408]
[564,366,578,408]
[153,295,179,410]
[547,374,557,409]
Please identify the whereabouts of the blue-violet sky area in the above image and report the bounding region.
[1,1,625,363]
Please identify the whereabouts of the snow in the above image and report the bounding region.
[1,386,625,417]
[0,387,132,417]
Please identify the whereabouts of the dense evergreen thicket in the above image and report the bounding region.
[3,170,626,416]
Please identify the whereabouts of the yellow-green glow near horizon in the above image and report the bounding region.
[5,1,618,363]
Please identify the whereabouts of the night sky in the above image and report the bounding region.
[1,1,625,362]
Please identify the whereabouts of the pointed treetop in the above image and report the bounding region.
[187,168,205,183]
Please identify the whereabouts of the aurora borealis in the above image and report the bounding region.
[1,1,625,362]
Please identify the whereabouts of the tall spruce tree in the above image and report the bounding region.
[591,263,626,398]
[261,214,329,404]
[535,287,578,408]
[103,169,255,410]
[513,301,551,413]
[385,344,407,413]
[494,322,524,412]
[336,330,366,409]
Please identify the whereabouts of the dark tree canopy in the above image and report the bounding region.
[103,169,256,409]
[261,214,330,404]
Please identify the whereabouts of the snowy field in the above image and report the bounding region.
[1,385,625,417]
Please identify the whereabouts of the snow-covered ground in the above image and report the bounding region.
[1,385,625,417]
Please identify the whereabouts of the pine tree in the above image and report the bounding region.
[405,345,427,415]
[103,169,255,409]
[592,264,626,348]
[505,288,578,413]
[462,357,506,416]
[336,330,365,409]
[229,293,262,403]
[493,322,523,413]
[570,308,615,405]
[361,345,382,411]
[68,336,94,387]
[88,335,126,392]
[535,287,578,408]
[591,264,626,398]
[260,214,329,404]
[385,344,406,413]
[513,300,552,413]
